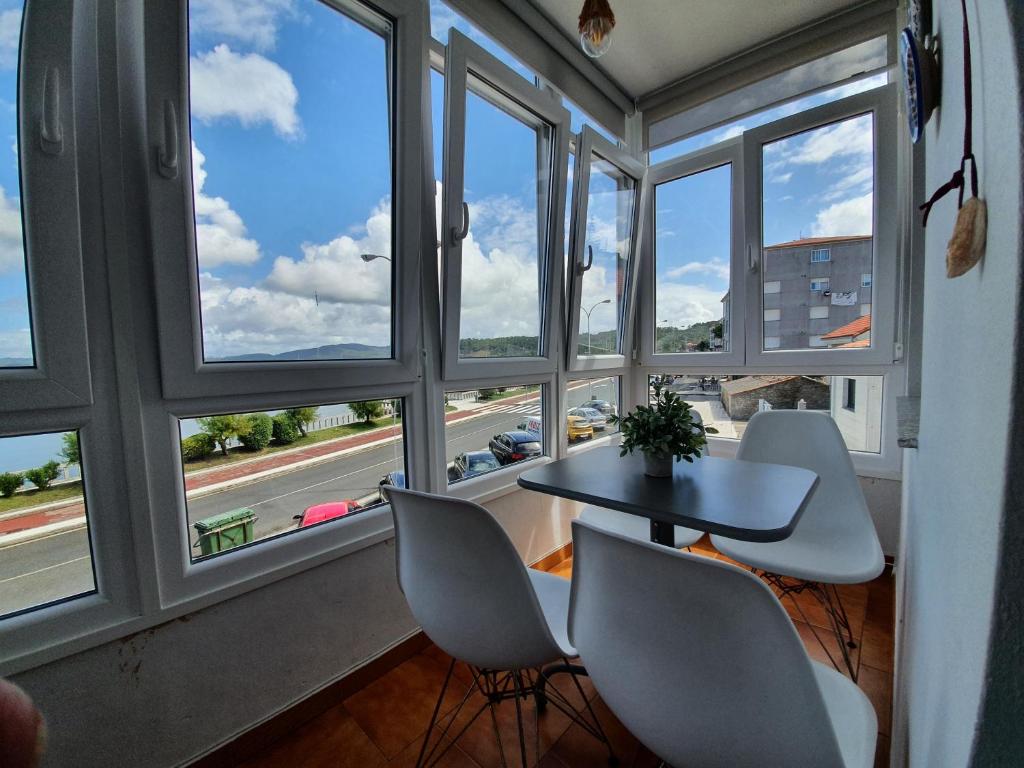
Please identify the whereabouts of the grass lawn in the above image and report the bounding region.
[181,418,394,472]
[0,481,84,514]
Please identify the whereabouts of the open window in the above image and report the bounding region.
[565,127,645,371]
[440,29,569,381]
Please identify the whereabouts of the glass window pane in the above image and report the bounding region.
[429,0,535,84]
[761,113,874,351]
[577,154,634,356]
[0,1,32,368]
[647,374,883,453]
[458,87,550,359]
[566,376,619,448]
[188,1,393,362]
[179,400,405,561]
[0,430,95,617]
[654,164,731,354]
[444,385,544,483]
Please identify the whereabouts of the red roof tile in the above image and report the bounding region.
[836,339,870,349]
[822,314,872,340]
[764,235,872,249]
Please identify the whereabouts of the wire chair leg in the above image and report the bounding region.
[416,657,457,768]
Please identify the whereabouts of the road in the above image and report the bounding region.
[0,379,615,617]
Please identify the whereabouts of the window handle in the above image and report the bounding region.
[39,66,63,155]
[157,99,179,179]
[578,244,594,275]
[748,243,759,273]
[451,201,469,243]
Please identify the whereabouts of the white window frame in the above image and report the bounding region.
[763,280,781,294]
[440,29,569,382]
[810,248,831,263]
[764,308,781,322]
[0,0,92,413]
[862,273,873,287]
[638,138,746,369]
[565,126,646,372]
[744,86,898,368]
[810,278,831,292]
[143,0,425,400]
[809,306,830,319]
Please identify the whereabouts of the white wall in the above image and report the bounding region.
[896,2,1023,766]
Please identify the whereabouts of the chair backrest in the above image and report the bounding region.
[568,519,847,768]
[387,486,562,670]
[737,410,877,545]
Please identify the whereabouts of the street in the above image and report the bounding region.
[0,379,615,617]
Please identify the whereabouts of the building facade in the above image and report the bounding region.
[762,235,873,350]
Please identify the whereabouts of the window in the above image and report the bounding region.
[566,376,620,449]
[843,378,857,410]
[810,278,830,292]
[861,303,872,316]
[566,128,644,369]
[809,306,830,319]
[440,30,569,380]
[810,248,831,263]
[179,401,404,561]
[648,374,883,453]
[0,431,95,618]
[429,0,535,85]
[443,385,544,484]
[809,335,828,347]
[763,281,781,294]
[862,273,873,287]
[764,309,781,322]
[645,144,743,366]
[764,336,781,349]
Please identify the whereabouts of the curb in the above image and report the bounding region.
[0,516,88,549]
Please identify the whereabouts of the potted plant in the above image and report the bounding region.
[609,383,718,477]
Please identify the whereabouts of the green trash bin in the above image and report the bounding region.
[193,508,257,556]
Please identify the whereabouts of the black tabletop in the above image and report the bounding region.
[517,446,819,543]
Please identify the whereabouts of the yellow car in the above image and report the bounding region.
[567,414,594,442]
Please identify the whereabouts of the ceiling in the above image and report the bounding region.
[528,0,871,98]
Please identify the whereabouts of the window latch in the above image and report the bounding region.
[157,99,179,179]
[451,201,469,243]
[39,67,63,156]
[747,243,759,273]
[577,244,594,275]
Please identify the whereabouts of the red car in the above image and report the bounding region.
[296,500,361,528]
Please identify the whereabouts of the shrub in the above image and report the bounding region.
[0,472,22,498]
[180,433,216,462]
[478,388,498,400]
[272,414,300,445]
[239,413,273,451]
[284,407,318,437]
[24,461,61,491]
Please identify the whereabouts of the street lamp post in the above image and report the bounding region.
[360,253,391,263]
[581,298,612,356]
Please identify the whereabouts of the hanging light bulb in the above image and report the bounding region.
[578,0,615,58]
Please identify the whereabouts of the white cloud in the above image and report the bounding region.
[769,172,792,184]
[655,282,727,328]
[665,259,730,282]
[192,142,262,268]
[0,9,20,70]
[810,192,873,237]
[711,124,746,143]
[0,185,23,274]
[189,45,301,138]
[265,200,392,306]
[189,0,295,51]
[823,163,873,201]
[0,327,30,360]
[775,114,873,167]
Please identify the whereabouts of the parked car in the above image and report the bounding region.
[295,500,361,528]
[447,450,502,482]
[566,414,594,443]
[488,431,543,465]
[568,406,607,431]
[585,398,616,416]
[379,470,406,489]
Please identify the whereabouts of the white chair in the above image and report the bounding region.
[386,486,616,768]
[710,410,884,679]
[580,408,706,549]
[569,519,877,768]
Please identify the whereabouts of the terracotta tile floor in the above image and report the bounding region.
[240,537,895,768]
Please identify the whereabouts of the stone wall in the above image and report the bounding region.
[721,376,829,420]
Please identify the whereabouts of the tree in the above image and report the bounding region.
[239,413,273,451]
[0,472,22,498]
[197,414,251,456]
[696,339,711,352]
[284,407,319,437]
[60,432,80,465]
[180,433,215,462]
[349,400,385,424]
[272,414,300,445]
[24,461,61,491]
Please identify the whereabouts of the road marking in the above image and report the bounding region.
[244,457,401,508]
[0,555,90,584]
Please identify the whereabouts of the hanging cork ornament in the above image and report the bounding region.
[919,0,986,278]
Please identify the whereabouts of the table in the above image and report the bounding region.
[517,446,818,546]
